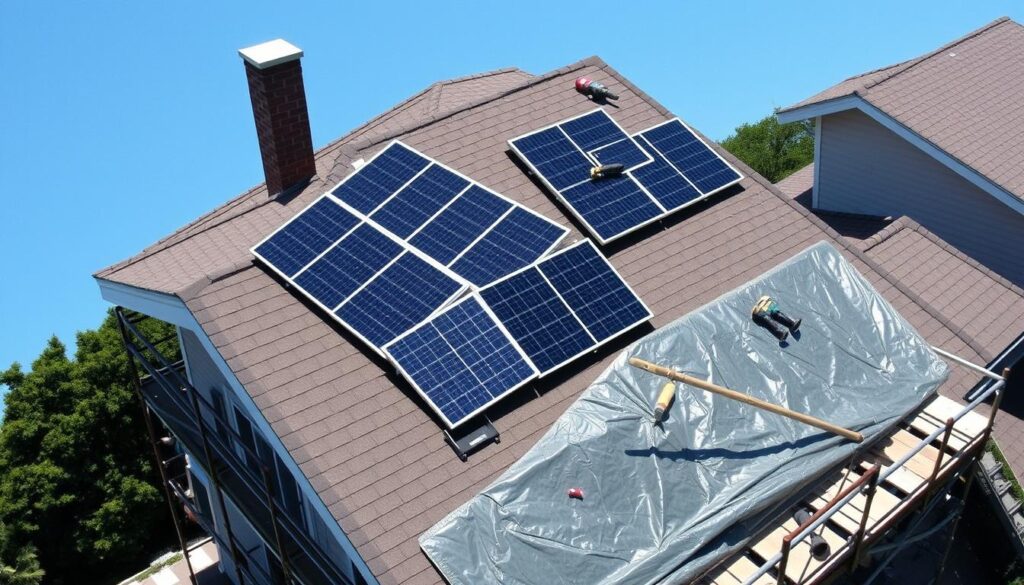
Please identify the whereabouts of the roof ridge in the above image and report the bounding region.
[345,56,600,153]
[435,67,526,87]
[96,59,595,289]
[860,16,1013,93]
[331,67,530,148]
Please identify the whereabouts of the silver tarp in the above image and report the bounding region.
[420,242,949,585]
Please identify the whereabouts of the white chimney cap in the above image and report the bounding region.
[238,39,303,70]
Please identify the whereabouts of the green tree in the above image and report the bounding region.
[0,310,179,584]
[0,522,43,585]
[720,114,814,183]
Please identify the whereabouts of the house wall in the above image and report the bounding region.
[816,108,1024,285]
[179,327,361,584]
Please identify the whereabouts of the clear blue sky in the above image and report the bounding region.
[0,1,1020,380]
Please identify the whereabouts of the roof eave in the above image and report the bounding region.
[778,94,1024,216]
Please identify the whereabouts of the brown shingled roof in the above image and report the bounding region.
[780,17,1024,203]
[99,58,1013,584]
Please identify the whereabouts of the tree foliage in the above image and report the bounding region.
[0,521,43,585]
[0,310,179,584]
[720,114,814,183]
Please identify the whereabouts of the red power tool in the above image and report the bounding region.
[575,77,619,101]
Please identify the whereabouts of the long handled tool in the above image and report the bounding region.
[628,357,864,443]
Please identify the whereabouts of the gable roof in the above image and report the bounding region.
[778,17,1024,207]
[97,59,1012,584]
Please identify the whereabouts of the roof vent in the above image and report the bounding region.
[239,39,316,197]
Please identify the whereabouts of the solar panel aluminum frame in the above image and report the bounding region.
[250,193,471,358]
[482,238,653,377]
[633,117,745,213]
[507,108,659,246]
[509,112,745,246]
[383,293,539,429]
[330,140,569,284]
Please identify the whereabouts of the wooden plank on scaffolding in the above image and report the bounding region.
[750,519,847,584]
[859,452,925,496]
[922,395,988,438]
[871,430,939,480]
[905,410,972,452]
[804,473,901,535]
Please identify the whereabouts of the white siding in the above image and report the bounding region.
[817,108,1024,285]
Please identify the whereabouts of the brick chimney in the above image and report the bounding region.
[239,39,316,197]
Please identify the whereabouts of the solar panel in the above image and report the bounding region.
[449,207,564,287]
[253,138,572,370]
[337,252,464,348]
[631,135,703,210]
[253,197,360,278]
[409,185,512,265]
[538,241,651,342]
[293,224,402,310]
[478,265,595,374]
[335,142,567,287]
[370,164,470,238]
[385,295,537,428]
[479,240,651,374]
[331,143,430,214]
[561,111,651,169]
[636,119,743,196]
[253,192,467,356]
[560,175,661,242]
[509,111,743,245]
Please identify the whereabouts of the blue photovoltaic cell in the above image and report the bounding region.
[590,138,651,170]
[639,120,741,194]
[386,297,535,426]
[539,243,651,342]
[450,208,564,287]
[370,164,469,239]
[337,252,462,347]
[561,176,662,241]
[511,127,592,191]
[479,268,594,374]
[409,185,512,265]
[561,110,629,152]
[254,197,360,277]
[293,224,402,309]
[331,143,430,214]
[631,135,702,210]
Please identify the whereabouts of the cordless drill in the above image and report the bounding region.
[752,296,802,341]
[575,77,619,101]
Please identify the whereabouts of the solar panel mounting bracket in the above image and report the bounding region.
[444,416,500,462]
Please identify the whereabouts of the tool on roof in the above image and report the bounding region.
[793,508,831,560]
[575,77,619,101]
[590,163,625,180]
[653,381,676,423]
[627,357,864,443]
[752,296,802,341]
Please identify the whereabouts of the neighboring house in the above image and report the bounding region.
[95,38,1024,585]
[777,17,1024,286]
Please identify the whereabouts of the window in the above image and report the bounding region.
[208,387,231,442]
[275,453,304,520]
[233,405,262,478]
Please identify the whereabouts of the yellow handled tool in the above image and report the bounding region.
[629,357,863,443]
[653,381,676,423]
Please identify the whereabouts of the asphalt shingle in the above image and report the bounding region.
[96,57,1012,584]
